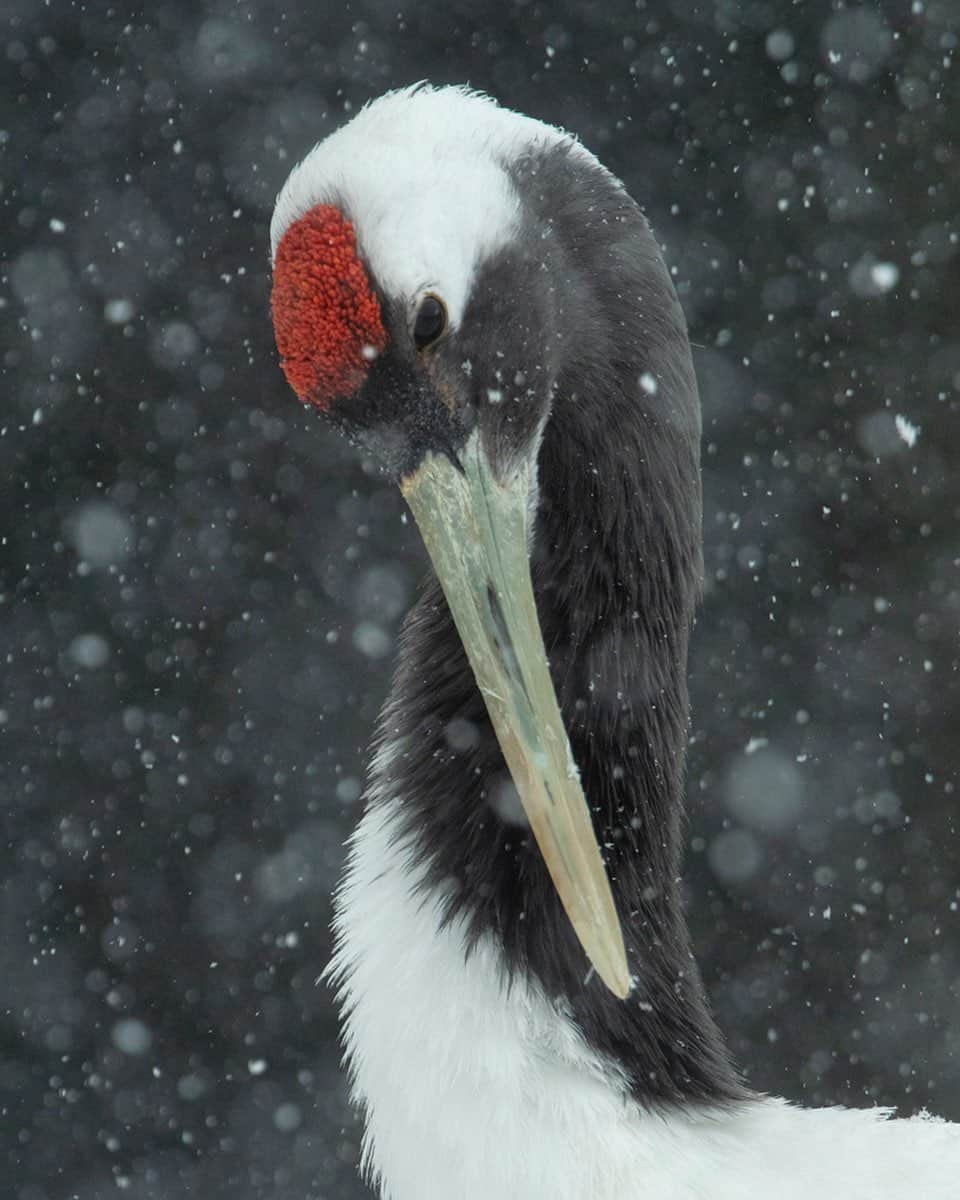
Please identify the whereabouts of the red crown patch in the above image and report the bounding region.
[271,205,387,409]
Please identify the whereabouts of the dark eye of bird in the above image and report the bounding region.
[413,295,447,349]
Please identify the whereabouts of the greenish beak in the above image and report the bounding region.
[400,430,631,1000]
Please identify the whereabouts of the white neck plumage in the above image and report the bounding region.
[327,748,957,1200]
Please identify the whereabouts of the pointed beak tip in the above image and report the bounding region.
[592,930,631,1000]
[613,970,633,1002]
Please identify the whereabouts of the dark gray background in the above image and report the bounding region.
[2,1,959,1197]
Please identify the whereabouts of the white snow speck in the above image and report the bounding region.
[726,746,804,833]
[487,774,529,827]
[69,633,110,669]
[894,414,919,447]
[105,298,135,324]
[66,501,132,567]
[112,1018,153,1056]
[639,371,659,396]
[849,256,900,298]
[273,1101,302,1132]
[49,218,66,233]
[353,621,392,659]
[765,30,795,62]
[708,828,762,884]
[869,262,899,292]
[444,717,481,753]
[744,736,769,756]
[247,1058,268,1076]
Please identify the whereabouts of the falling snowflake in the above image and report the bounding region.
[894,414,919,447]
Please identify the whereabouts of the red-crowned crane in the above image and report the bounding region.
[267,83,958,1200]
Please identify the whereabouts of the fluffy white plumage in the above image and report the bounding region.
[270,84,594,331]
[329,746,959,1200]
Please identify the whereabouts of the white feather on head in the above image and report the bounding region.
[270,83,592,331]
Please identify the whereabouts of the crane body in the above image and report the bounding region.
[267,84,959,1200]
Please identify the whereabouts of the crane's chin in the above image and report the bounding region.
[400,429,631,1000]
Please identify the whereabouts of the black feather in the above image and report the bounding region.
[361,141,746,1107]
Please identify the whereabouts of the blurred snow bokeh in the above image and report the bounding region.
[2,1,959,1197]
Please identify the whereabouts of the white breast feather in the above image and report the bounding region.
[327,743,960,1200]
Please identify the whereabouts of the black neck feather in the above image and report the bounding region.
[369,145,745,1107]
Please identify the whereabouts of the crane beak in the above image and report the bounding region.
[400,430,631,1000]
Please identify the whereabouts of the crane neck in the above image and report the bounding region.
[365,156,743,1105]
[372,371,743,1104]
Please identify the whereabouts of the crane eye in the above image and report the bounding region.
[413,294,447,350]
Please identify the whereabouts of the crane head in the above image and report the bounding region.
[269,85,631,1000]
